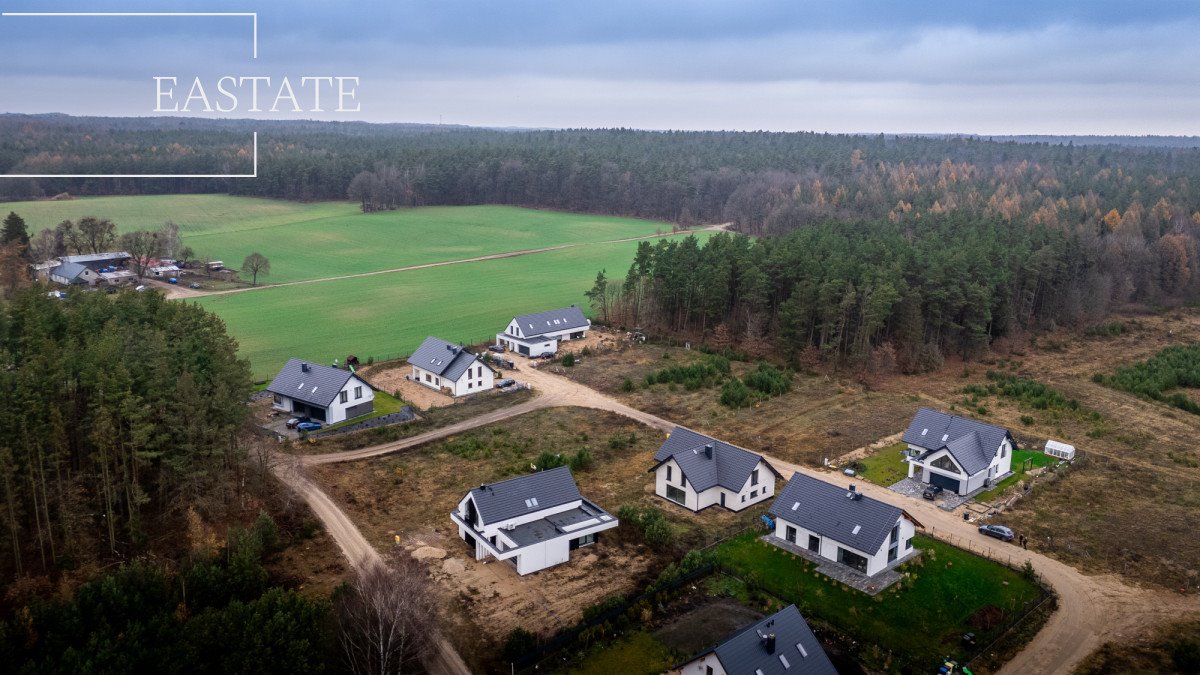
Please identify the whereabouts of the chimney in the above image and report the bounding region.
[847,484,860,500]
[704,444,713,459]
[301,362,310,373]
[765,633,776,654]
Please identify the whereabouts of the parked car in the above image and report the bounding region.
[488,344,505,353]
[285,416,311,429]
[188,282,202,289]
[46,291,66,300]
[296,421,323,433]
[495,378,516,389]
[922,485,944,500]
[978,524,1015,542]
[135,285,146,292]
[167,277,178,284]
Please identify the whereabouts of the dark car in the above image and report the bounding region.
[296,421,323,433]
[487,344,505,353]
[495,378,516,389]
[285,416,311,429]
[922,484,944,500]
[978,524,1015,542]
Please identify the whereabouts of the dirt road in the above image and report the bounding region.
[276,356,1195,675]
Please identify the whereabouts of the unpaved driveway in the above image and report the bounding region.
[275,355,1197,675]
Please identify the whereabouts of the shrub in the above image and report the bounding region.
[534,451,568,470]
[502,627,538,661]
[570,448,594,471]
[743,363,792,397]
[620,377,635,392]
[561,353,576,367]
[645,355,729,390]
[1021,560,1036,581]
[1171,638,1200,672]
[720,378,754,408]
[1020,415,1035,426]
[608,432,638,450]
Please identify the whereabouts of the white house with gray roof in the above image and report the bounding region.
[450,466,619,575]
[409,336,494,397]
[677,604,838,675]
[496,305,590,357]
[650,427,782,512]
[768,474,922,578]
[902,407,1014,496]
[267,359,374,424]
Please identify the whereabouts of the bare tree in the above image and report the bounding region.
[157,221,182,259]
[119,230,161,278]
[242,252,270,286]
[75,216,117,254]
[28,228,58,262]
[337,556,439,675]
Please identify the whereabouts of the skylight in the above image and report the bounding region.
[791,502,799,510]
[921,428,928,435]
[755,670,764,675]
[796,643,808,657]
[779,654,790,668]
[524,497,540,508]
[852,525,861,535]
[942,434,949,442]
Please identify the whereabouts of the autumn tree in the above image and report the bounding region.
[0,242,30,298]
[337,557,439,675]
[242,252,270,286]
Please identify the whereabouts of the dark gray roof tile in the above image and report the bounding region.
[512,306,589,334]
[468,466,583,525]
[902,407,1011,477]
[653,427,772,492]
[267,359,356,408]
[708,604,839,675]
[769,473,902,555]
[409,336,480,381]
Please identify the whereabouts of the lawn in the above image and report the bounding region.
[315,390,407,432]
[854,441,910,486]
[975,450,1054,502]
[714,532,1044,671]
[563,632,675,675]
[197,235,709,378]
[6,196,675,283]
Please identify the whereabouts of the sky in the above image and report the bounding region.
[1,0,1198,134]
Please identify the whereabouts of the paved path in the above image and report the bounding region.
[273,355,1195,675]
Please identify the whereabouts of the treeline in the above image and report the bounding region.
[599,217,1200,370]
[0,287,251,577]
[5,115,1200,242]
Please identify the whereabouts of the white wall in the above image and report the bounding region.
[453,494,616,574]
[678,653,727,675]
[324,375,374,424]
[654,458,775,512]
[413,362,493,397]
[773,513,916,577]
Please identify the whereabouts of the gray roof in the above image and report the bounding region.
[504,501,614,548]
[652,427,776,492]
[706,604,838,675]
[902,407,1012,476]
[467,466,583,525]
[768,473,903,556]
[266,358,356,408]
[52,261,89,281]
[409,336,480,381]
[512,306,589,335]
[61,251,131,265]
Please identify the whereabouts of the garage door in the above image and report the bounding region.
[929,472,961,493]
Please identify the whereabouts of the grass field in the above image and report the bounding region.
[4,196,675,283]
[197,235,707,378]
[714,533,1044,671]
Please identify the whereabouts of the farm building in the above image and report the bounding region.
[902,407,1014,496]
[41,251,136,287]
[409,336,495,397]
[768,474,922,578]
[450,466,619,575]
[48,261,99,286]
[676,604,837,675]
[496,305,591,357]
[650,427,782,512]
[267,359,374,424]
[61,251,132,270]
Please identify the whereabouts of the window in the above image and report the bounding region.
[931,454,958,472]
[906,538,913,550]
[666,465,673,482]
[807,535,820,553]
[1000,444,1008,458]
[272,394,282,405]
[665,485,685,504]
[785,526,796,543]
[477,366,482,378]
[339,391,348,404]
[467,382,473,389]
[706,667,713,675]
[424,373,431,383]
[750,489,758,498]
[354,386,363,400]
[741,495,746,503]
[890,524,899,544]
[837,547,869,573]
[751,469,759,486]
[888,545,898,562]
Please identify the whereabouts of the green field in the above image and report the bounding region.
[4,196,673,283]
[197,235,707,378]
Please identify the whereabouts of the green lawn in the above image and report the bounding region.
[714,532,1043,671]
[855,441,910,486]
[316,391,407,432]
[6,196,674,283]
[197,235,709,378]
[563,632,675,675]
[976,450,1054,502]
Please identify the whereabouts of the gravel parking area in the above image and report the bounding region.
[888,476,1002,511]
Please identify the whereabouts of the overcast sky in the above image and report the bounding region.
[1,0,1197,134]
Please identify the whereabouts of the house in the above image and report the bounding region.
[676,604,838,675]
[650,427,782,512]
[267,359,374,424]
[902,408,1014,496]
[767,474,921,578]
[495,305,591,357]
[49,261,98,286]
[409,336,495,397]
[449,466,619,575]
